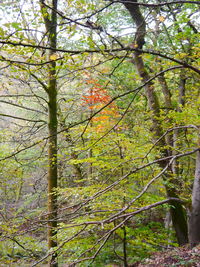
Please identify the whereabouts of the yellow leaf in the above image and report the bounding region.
[158,16,165,22]
[50,54,58,60]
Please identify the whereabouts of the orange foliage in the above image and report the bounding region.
[82,73,119,131]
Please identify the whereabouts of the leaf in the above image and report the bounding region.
[50,54,58,60]
[158,16,165,22]
[11,22,22,30]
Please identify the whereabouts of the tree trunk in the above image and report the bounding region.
[122,0,188,245]
[47,67,58,266]
[165,180,188,245]
[189,146,200,247]
[40,1,58,266]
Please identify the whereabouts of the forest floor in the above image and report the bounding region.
[134,244,200,267]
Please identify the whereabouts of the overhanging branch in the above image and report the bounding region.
[1,41,199,74]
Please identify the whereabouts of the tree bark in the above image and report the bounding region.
[189,139,200,247]
[40,1,58,266]
[47,63,58,266]
[122,0,188,245]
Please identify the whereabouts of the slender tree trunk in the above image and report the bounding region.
[47,66,58,266]
[119,146,128,267]
[88,91,93,178]
[64,130,83,183]
[123,224,128,267]
[122,0,188,245]
[178,72,186,109]
[40,1,58,266]
[189,135,200,247]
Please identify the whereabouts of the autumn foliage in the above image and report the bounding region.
[82,74,119,131]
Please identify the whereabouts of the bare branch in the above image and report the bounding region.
[0,113,46,123]
[109,0,200,7]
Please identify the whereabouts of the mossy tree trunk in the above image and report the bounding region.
[40,0,58,266]
[47,60,58,266]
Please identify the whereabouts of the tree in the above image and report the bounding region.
[121,0,188,245]
[189,131,200,247]
[40,0,58,266]
[119,0,200,248]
